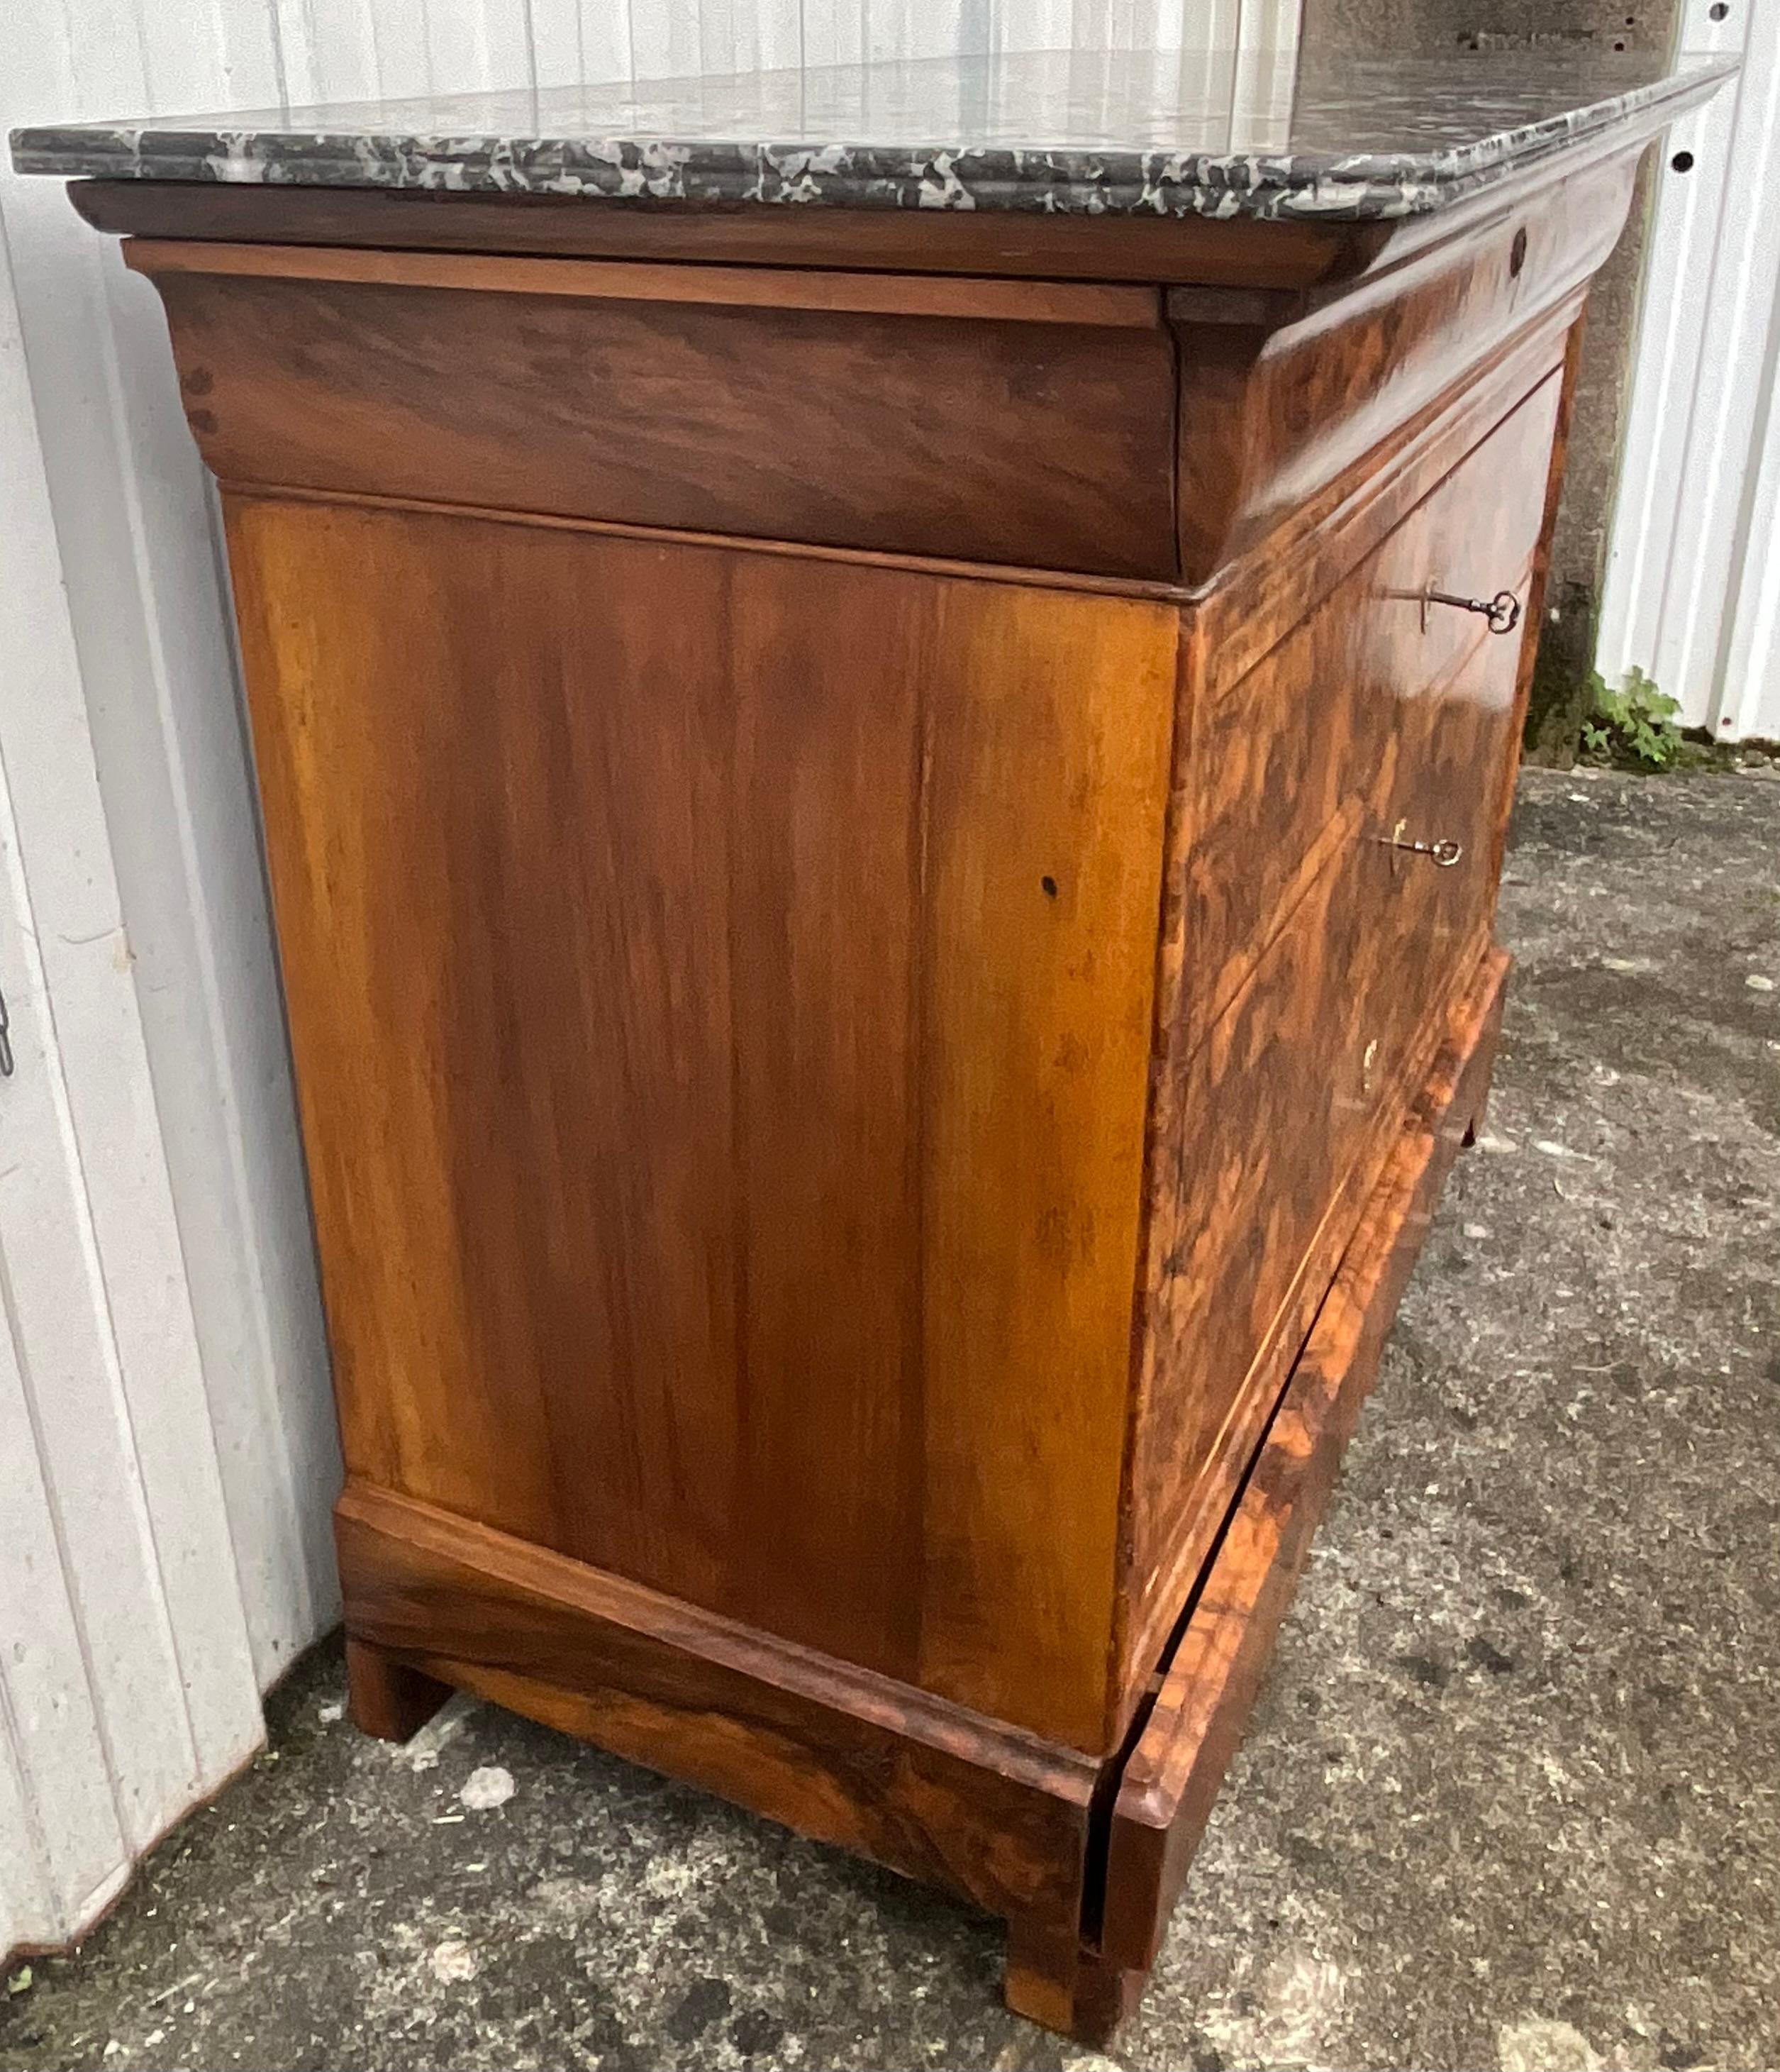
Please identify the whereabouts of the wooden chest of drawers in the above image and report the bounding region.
[19,45,1722,2040]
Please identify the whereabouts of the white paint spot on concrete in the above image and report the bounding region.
[460,1765,516,1811]
[1464,1223,1491,1239]
[530,1876,603,1923]
[430,1939,477,1984]
[1601,955,1651,973]
[1200,1950,1348,2066]
[1747,973,1775,991]
[1496,2015,1604,2070]
[1476,1134,1519,1154]
[317,1701,343,1724]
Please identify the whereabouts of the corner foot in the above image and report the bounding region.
[1003,1918,1145,2046]
[345,1635,452,1743]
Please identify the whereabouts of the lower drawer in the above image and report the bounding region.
[1104,950,1510,1972]
[1138,789,1442,1606]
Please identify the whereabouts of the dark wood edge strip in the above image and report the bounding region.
[121,234,1164,327]
[219,481,1194,604]
[72,179,1359,288]
[1096,944,1511,1970]
[338,1483,1096,1787]
[335,1483,1101,1927]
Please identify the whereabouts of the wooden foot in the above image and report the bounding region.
[345,1635,452,1742]
[1003,1919,1145,2046]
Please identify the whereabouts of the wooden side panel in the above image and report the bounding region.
[335,1483,1101,1934]
[226,497,1176,1753]
[147,257,1179,580]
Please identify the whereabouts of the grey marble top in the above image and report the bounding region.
[9,46,1732,224]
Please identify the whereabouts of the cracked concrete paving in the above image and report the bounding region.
[4,766,1777,2072]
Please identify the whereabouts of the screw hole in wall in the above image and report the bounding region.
[1709,2,1728,17]
[1672,149,1695,172]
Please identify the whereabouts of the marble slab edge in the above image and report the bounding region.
[9,60,1734,223]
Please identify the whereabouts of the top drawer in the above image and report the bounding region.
[1180,367,1565,1041]
[129,240,1179,580]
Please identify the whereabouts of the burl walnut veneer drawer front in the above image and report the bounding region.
[127,238,1179,581]
[1127,371,1562,1677]
[1181,367,1564,1047]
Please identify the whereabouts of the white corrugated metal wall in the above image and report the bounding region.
[0,0,1299,1963]
[1598,0,1780,741]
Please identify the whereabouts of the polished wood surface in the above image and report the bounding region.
[133,240,1179,580]
[337,1483,1102,1932]
[1003,949,1510,2044]
[76,177,1360,287]
[1100,949,1511,1984]
[92,143,1630,2041]
[1169,145,1636,587]
[225,498,1174,1752]
[126,236,1164,324]
[1116,367,1567,1707]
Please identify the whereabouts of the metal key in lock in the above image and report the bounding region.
[1376,817,1464,869]
[1420,583,1522,636]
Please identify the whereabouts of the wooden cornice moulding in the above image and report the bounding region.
[75,177,1362,288]
[1169,145,1640,591]
[120,236,1167,328]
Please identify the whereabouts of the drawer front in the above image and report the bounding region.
[134,242,1179,580]
[1179,368,1563,1048]
[1128,367,1562,1685]
[1105,951,1512,1973]
[1140,806,1416,1617]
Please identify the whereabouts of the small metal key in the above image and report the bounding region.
[1376,819,1464,868]
[1421,585,1522,635]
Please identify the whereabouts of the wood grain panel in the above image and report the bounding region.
[1113,365,1569,1722]
[76,179,1357,287]
[226,497,1176,1751]
[1101,948,1509,1973]
[1180,368,1565,1053]
[1169,146,1638,587]
[335,1483,1101,1934]
[917,585,1177,1736]
[142,253,1179,580]
[127,238,1163,326]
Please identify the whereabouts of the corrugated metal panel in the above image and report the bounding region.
[0,201,263,1959]
[1597,0,1780,741]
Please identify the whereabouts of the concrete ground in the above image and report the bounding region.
[4,766,1777,2072]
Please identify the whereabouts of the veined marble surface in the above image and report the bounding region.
[9,47,1733,223]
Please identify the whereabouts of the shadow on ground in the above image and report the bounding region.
[4,768,1777,2072]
